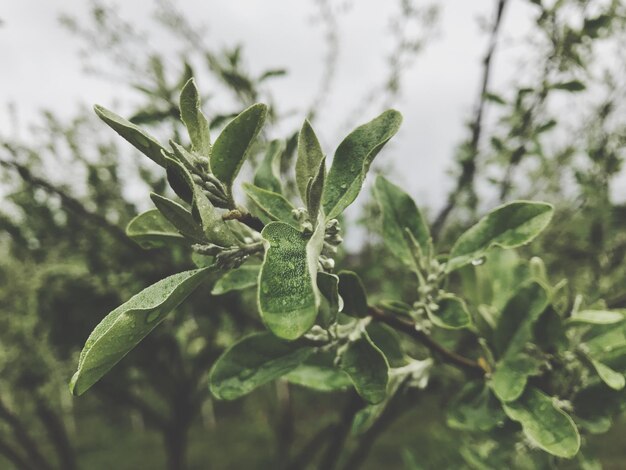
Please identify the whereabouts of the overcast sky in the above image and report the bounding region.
[1,0,537,214]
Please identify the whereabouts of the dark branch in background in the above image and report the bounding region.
[369,306,485,375]
[35,400,77,470]
[284,422,338,470]
[0,151,143,254]
[0,397,53,470]
[317,390,364,470]
[432,0,509,239]
[0,437,33,470]
[340,384,416,470]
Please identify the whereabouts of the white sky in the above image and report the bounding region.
[1,0,536,214]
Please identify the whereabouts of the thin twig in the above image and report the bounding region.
[369,306,485,376]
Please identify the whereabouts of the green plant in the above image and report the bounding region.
[70,78,626,468]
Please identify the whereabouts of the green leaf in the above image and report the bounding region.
[254,139,284,194]
[551,80,586,92]
[242,183,297,227]
[192,184,238,246]
[566,310,626,326]
[94,105,168,167]
[322,110,403,219]
[125,209,184,249]
[211,103,267,189]
[447,201,553,272]
[306,157,326,223]
[589,359,625,391]
[179,78,211,157]
[429,294,471,329]
[491,282,549,402]
[284,352,351,392]
[296,119,325,204]
[209,332,313,400]
[258,222,324,339]
[502,387,580,458]
[317,272,341,327]
[366,323,407,367]
[150,193,205,243]
[338,270,368,318]
[211,264,260,295]
[340,333,389,404]
[70,268,213,396]
[447,381,505,432]
[164,154,195,203]
[374,175,431,268]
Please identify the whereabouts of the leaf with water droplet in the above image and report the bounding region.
[446,201,553,273]
[322,110,403,219]
[285,351,352,392]
[179,78,211,157]
[337,271,368,318]
[317,272,341,328]
[212,264,260,295]
[258,221,324,339]
[491,282,549,402]
[447,381,505,432]
[428,294,471,329]
[209,332,313,400]
[210,103,267,191]
[150,193,206,243]
[192,184,238,246]
[125,209,185,249]
[306,157,326,224]
[70,267,214,396]
[502,386,580,458]
[254,139,284,194]
[373,175,431,270]
[296,119,324,204]
[94,104,168,167]
[243,183,298,228]
[339,332,389,404]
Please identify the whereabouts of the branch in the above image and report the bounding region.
[318,390,364,470]
[432,0,509,238]
[223,209,265,232]
[0,437,33,470]
[369,306,485,376]
[284,422,338,470]
[0,153,143,253]
[0,397,52,470]
[35,400,77,470]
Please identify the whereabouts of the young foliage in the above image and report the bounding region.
[70,268,212,396]
[374,175,431,266]
[502,387,580,459]
[125,209,184,248]
[258,222,323,340]
[73,78,626,465]
[322,110,403,219]
[179,78,212,156]
[209,332,313,400]
[210,103,267,191]
[446,202,554,272]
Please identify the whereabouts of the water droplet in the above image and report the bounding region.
[471,257,486,266]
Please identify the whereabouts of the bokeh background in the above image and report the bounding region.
[1,0,626,468]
